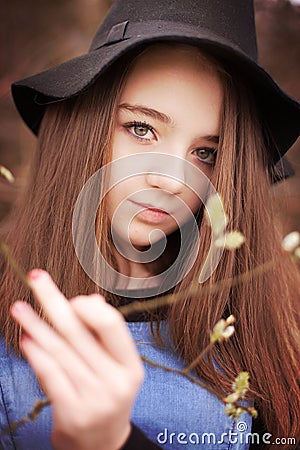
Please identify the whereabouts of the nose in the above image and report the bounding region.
[145,156,185,194]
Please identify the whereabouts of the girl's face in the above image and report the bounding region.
[108,44,223,250]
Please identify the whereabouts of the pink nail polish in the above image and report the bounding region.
[11,301,28,315]
[28,269,44,280]
[20,333,30,343]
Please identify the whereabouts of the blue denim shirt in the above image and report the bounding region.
[0,322,252,449]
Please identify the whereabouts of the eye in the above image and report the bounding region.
[124,121,155,141]
[133,124,150,137]
[193,147,217,165]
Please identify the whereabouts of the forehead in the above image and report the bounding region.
[123,43,221,86]
[119,44,224,131]
[121,43,222,95]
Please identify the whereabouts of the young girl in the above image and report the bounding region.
[1,0,299,449]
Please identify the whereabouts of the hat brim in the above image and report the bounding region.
[11,22,300,162]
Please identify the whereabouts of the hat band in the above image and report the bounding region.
[90,20,258,61]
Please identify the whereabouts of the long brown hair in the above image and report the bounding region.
[0,44,299,447]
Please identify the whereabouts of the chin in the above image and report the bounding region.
[131,238,152,250]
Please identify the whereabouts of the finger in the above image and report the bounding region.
[28,269,88,337]
[27,270,118,374]
[20,333,77,406]
[11,301,114,389]
[71,295,142,370]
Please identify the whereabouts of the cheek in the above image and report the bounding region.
[106,177,141,219]
[112,127,141,159]
[191,196,203,213]
[111,128,127,160]
[182,182,204,212]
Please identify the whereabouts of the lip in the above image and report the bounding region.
[130,200,171,224]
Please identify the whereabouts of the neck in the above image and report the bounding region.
[111,237,176,289]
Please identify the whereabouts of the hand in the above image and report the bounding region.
[11,269,144,450]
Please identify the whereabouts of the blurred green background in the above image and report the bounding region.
[0,0,299,233]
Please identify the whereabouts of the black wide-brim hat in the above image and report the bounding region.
[11,0,299,165]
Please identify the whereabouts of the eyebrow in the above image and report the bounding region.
[204,135,219,144]
[119,102,173,125]
[118,102,219,144]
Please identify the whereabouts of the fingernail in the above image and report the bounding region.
[28,269,44,281]
[20,333,30,343]
[11,301,28,315]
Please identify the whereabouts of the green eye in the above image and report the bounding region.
[124,120,155,141]
[198,149,210,159]
[134,125,148,137]
[194,147,217,165]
